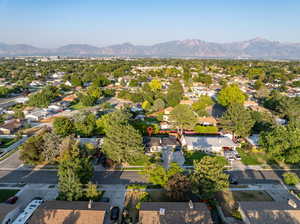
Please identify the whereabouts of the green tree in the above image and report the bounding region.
[41,132,62,162]
[58,167,84,201]
[142,163,183,187]
[96,110,130,134]
[217,84,246,107]
[20,134,44,165]
[87,86,102,99]
[151,98,165,112]
[102,120,145,164]
[53,116,74,137]
[74,112,97,137]
[259,122,300,164]
[220,104,254,137]
[165,80,183,107]
[192,95,213,116]
[85,182,101,200]
[149,79,162,92]
[191,156,229,199]
[165,173,192,201]
[283,172,300,185]
[170,104,197,134]
[79,94,97,107]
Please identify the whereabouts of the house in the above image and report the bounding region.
[0,119,22,134]
[163,107,174,122]
[198,117,217,126]
[179,100,194,106]
[47,104,62,113]
[28,201,110,224]
[160,122,172,130]
[25,110,49,122]
[238,200,300,224]
[181,135,237,154]
[0,203,19,224]
[144,136,180,153]
[139,202,213,224]
[62,94,77,102]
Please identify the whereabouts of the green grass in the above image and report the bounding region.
[69,102,89,110]
[237,148,264,165]
[0,138,18,148]
[184,151,227,166]
[0,189,19,202]
[0,147,19,161]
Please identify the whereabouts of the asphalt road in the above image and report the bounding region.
[0,169,296,185]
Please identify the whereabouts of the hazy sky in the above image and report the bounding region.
[0,0,299,48]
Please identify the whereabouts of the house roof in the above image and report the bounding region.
[179,100,194,105]
[239,201,300,224]
[144,136,179,148]
[0,119,22,131]
[0,203,18,223]
[184,136,236,148]
[164,107,174,114]
[139,202,213,224]
[198,117,217,125]
[28,201,109,224]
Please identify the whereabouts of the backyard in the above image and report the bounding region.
[0,189,19,202]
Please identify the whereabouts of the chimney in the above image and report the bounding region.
[88,200,92,209]
[159,208,165,216]
[188,200,194,209]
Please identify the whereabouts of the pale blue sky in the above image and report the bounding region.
[0,0,299,48]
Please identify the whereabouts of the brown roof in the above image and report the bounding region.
[28,201,109,224]
[180,100,194,105]
[164,107,174,114]
[0,119,22,131]
[0,203,18,223]
[239,201,300,224]
[139,202,213,224]
[198,117,217,125]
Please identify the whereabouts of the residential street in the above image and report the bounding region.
[0,169,297,185]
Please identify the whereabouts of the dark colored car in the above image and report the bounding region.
[99,197,110,203]
[110,206,120,221]
[229,174,238,185]
[5,196,18,204]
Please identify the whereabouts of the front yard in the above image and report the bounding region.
[236,148,269,165]
[0,138,18,148]
[0,189,19,202]
[184,151,227,166]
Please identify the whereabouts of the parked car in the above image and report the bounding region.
[229,174,238,185]
[110,206,120,221]
[5,196,18,204]
[235,154,241,160]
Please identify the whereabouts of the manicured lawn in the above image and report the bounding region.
[0,189,19,202]
[184,151,228,166]
[0,138,18,148]
[69,102,89,110]
[237,148,267,165]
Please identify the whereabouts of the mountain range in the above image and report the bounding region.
[1,38,300,59]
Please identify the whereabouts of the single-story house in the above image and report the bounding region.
[160,122,172,130]
[25,110,49,122]
[47,104,62,113]
[28,201,110,224]
[179,100,194,105]
[0,119,22,134]
[139,202,213,224]
[198,117,217,126]
[239,200,300,224]
[181,135,237,154]
[144,136,180,153]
